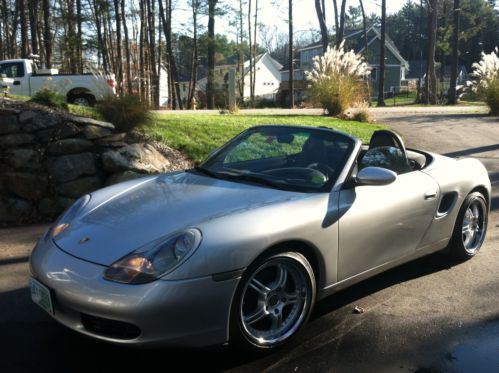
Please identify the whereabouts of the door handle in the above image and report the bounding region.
[13,80,20,86]
[424,191,438,200]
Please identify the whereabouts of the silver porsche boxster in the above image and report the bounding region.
[30,125,490,351]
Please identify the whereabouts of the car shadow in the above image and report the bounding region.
[311,251,458,319]
[0,251,463,373]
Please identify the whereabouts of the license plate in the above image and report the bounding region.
[30,278,54,316]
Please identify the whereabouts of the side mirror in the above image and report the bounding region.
[356,167,397,186]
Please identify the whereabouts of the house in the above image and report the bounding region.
[406,59,469,93]
[280,26,410,102]
[196,52,283,103]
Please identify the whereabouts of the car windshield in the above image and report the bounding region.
[197,126,355,192]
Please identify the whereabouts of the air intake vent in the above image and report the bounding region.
[81,313,140,340]
[438,192,458,216]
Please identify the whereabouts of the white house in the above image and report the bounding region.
[196,53,283,101]
[158,53,283,106]
[159,64,169,107]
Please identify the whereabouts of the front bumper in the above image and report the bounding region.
[30,238,239,347]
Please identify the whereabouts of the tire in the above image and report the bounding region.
[449,191,488,260]
[68,93,95,107]
[229,251,316,352]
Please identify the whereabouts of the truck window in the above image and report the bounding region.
[0,62,25,78]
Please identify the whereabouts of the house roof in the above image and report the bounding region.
[196,53,283,85]
[297,26,408,68]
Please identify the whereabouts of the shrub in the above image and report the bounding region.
[341,101,371,122]
[305,41,370,116]
[30,88,68,111]
[467,47,499,114]
[96,94,151,132]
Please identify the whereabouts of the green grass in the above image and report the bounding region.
[68,104,103,119]
[146,113,387,163]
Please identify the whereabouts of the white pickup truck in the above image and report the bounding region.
[0,59,116,106]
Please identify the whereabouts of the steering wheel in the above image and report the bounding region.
[306,162,334,177]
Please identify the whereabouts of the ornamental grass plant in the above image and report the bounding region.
[305,41,370,116]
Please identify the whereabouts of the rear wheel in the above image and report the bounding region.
[230,251,316,352]
[68,93,95,107]
[450,192,488,260]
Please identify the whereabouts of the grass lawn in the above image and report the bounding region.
[146,114,386,163]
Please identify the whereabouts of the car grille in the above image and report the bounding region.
[81,313,141,340]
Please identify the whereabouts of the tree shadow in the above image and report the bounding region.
[443,143,499,158]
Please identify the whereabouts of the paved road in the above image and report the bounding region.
[153,105,489,116]
[0,107,498,373]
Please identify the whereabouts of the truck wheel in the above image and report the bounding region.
[69,94,95,107]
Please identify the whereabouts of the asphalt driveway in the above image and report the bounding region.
[0,107,497,373]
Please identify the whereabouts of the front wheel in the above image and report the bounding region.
[230,251,316,351]
[450,191,488,260]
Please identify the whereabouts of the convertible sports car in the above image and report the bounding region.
[30,125,490,351]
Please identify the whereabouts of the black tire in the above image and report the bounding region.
[449,191,488,261]
[68,93,96,107]
[229,251,316,352]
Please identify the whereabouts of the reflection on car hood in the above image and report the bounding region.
[54,171,307,266]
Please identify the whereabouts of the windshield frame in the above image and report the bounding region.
[197,125,358,193]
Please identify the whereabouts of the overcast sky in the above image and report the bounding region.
[173,0,407,44]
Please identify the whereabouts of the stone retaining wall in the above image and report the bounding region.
[0,98,171,225]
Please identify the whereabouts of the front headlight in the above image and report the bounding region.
[44,195,91,240]
[103,228,202,284]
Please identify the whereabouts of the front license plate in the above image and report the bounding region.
[30,278,54,316]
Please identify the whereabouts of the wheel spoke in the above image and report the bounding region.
[463,228,474,245]
[244,305,268,325]
[472,204,480,219]
[283,290,301,306]
[270,310,283,330]
[249,278,271,296]
[274,264,288,290]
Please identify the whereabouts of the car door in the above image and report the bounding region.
[337,168,440,282]
[0,62,27,96]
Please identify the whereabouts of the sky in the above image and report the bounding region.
[173,0,407,44]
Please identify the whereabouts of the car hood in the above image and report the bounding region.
[53,171,308,266]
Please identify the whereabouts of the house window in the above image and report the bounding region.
[371,68,377,81]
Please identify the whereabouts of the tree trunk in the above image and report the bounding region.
[28,0,38,55]
[252,0,258,101]
[19,0,28,57]
[113,0,123,94]
[121,0,132,93]
[448,0,460,105]
[76,0,82,72]
[238,0,244,99]
[315,0,328,52]
[248,0,253,102]
[332,0,339,35]
[187,0,199,109]
[158,0,182,109]
[336,0,346,46]
[206,0,218,109]
[377,0,386,106]
[42,0,51,67]
[146,0,159,108]
[359,0,368,54]
[288,0,294,108]
[425,0,438,105]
